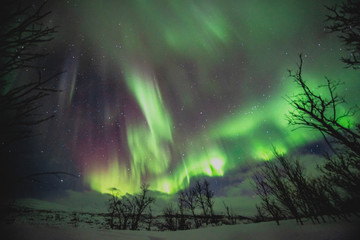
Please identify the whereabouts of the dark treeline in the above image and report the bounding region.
[106,179,245,231]
[162,179,246,230]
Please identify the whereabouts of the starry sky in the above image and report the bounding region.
[7,0,360,206]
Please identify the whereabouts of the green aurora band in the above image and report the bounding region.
[77,0,360,196]
[85,68,355,195]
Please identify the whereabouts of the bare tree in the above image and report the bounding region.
[163,203,177,231]
[119,196,135,230]
[254,0,360,226]
[286,54,360,214]
[0,0,60,149]
[286,54,360,156]
[190,179,216,225]
[321,151,360,214]
[307,178,342,221]
[107,184,154,230]
[276,152,322,223]
[130,183,155,230]
[253,147,355,224]
[223,201,237,225]
[0,0,74,203]
[178,188,200,228]
[108,188,127,229]
[193,180,208,224]
[325,0,360,69]
[253,152,304,224]
[254,204,267,223]
[144,205,153,231]
[177,192,188,230]
[203,179,215,221]
[253,172,283,225]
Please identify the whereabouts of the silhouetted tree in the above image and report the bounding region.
[276,152,315,221]
[178,188,200,228]
[253,146,358,224]
[194,180,208,224]
[253,170,284,225]
[286,54,360,214]
[286,54,360,156]
[321,150,360,213]
[177,192,187,230]
[203,179,215,221]
[119,195,135,229]
[223,201,237,225]
[144,205,153,231]
[0,0,69,203]
[108,188,128,229]
[0,0,60,149]
[193,179,216,224]
[307,178,341,221]
[325,0,360,69]
[107,184,154,230]
[254,0,360,225]
[163,203,177,231]
[130,183,155,230]
[254,204,266,222]
[253,151,304,224]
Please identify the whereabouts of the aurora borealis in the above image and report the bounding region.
[8,0,360,199]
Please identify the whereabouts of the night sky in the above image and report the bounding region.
[7,0,360,208]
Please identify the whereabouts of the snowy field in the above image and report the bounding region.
[2,218,359,240]
[1,199,359,240]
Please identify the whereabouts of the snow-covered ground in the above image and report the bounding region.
[1,196,359,240]
[2,217,359,240]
